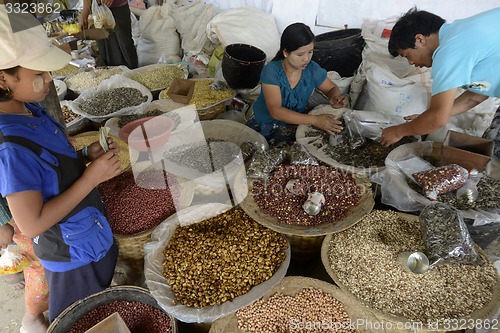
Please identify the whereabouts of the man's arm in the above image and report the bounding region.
[380,88,456,146]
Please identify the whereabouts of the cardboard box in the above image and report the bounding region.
[441,130,493,172]
[167,78,195,104]
[84,312,131,333]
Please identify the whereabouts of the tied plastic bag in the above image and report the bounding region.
[92,0,115,30]
[343,110,366,149]
[420,203,482,267]
[288,142,318,166]
[247,148,286,180]
[412,164,469,200]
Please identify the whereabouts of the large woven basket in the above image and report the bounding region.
[47,285,177,333]
[209,276,386,333]
[112,162,194,274]
[239,172,374,262]
[321,211,500,331]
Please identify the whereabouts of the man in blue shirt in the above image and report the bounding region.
[380,8,500,161]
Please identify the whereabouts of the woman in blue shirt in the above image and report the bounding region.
[249,22,347,146]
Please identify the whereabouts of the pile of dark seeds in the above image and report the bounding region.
[67,300,172,333]
[99,169,180,234]
[252,164,363,226]
[79,87,147,116]
[304,128,417,168]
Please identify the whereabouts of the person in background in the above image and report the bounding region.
[247,22,347,147]
[0,7,122,322]
[380,7,500,165]
[80,0,138,69]
[0,197,49,333]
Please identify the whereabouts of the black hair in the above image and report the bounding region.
[388,7,445,57]
[0,67,20,102]
[273,22,315,60]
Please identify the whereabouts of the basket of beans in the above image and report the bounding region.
[209,276,383,333]
[98,162,194,273]
[321,210,500,330]
[296,106,419,176]
[239,163,374,262]
[162,119,267,200]
[144,203,290,325]
[46,285,177,333]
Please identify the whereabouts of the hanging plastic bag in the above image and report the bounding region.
[92,0,115,30]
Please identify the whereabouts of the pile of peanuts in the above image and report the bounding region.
[67,300,173,333]
[252,164,363,226]
[61,104,79,124]
[99,169,180,234]
[326,210,498,322]
[236,288,354,333]
[162,207,288,308]
[412,164,468,200]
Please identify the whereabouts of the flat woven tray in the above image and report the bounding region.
[239,172,375,237]
[321,211,500,331]
[209,276,387,333]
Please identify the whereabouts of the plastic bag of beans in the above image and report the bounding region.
[412,164,468,200]
[287,142,318,166]
[246,148,286,180]
[420,202,482,267]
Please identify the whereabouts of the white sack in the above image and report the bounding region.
[206,6,280,63]
[136,2,181,67]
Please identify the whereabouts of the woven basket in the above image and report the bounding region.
[239,172,374,262]
[321,211,500,331]
[209,276,386,333]
[112,162,194,274]
[47,285,177,333]
[196,96,233,120]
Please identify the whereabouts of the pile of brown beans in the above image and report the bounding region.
[326,210,498,322]
[162,207,288,308]
[67,300,172,333]
[236,288,354,333]
[252,164,363,226]
[99,169,180,234]
[412,164,468,199]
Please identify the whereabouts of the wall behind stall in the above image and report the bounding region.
[204,0,500,34]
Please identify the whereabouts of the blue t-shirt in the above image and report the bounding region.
[0,104,114,272]
[432,8,500,97]
[253,60,327,125]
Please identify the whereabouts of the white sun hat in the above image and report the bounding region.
[0,4,71,71]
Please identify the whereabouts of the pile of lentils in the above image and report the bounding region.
[160,79,234,108]
[78,87,147,116]
[118,109,181,130]
[236,288,354,333]
[326,210,498,322]
[65,66,125,91]
[252,164,363,226]
[99,169,180,234]
[162,207,288,308]
[127,65,186,91]
[304,128,417,168]
[164,139,240,173]
[67,300,172,333]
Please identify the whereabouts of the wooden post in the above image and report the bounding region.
[42,80,67,134]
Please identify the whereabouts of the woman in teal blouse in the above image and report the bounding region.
[248,22,347,146]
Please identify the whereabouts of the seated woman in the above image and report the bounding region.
[247,22,347,147]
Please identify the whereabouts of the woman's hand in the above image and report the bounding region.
[83,151,121,187]
[328,94,348,109]
[88,138,119,161]
[313,114,343,135]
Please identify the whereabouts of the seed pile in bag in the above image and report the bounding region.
[412,164,468,200]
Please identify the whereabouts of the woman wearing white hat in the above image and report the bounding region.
[0,6,122,330]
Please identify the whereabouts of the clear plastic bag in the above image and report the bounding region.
[412,164,469,200]
[342,110,366,149]
[288,142,318,166]
[92,0,115,30]
[420,202,482,267]
[246,148,286,180]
